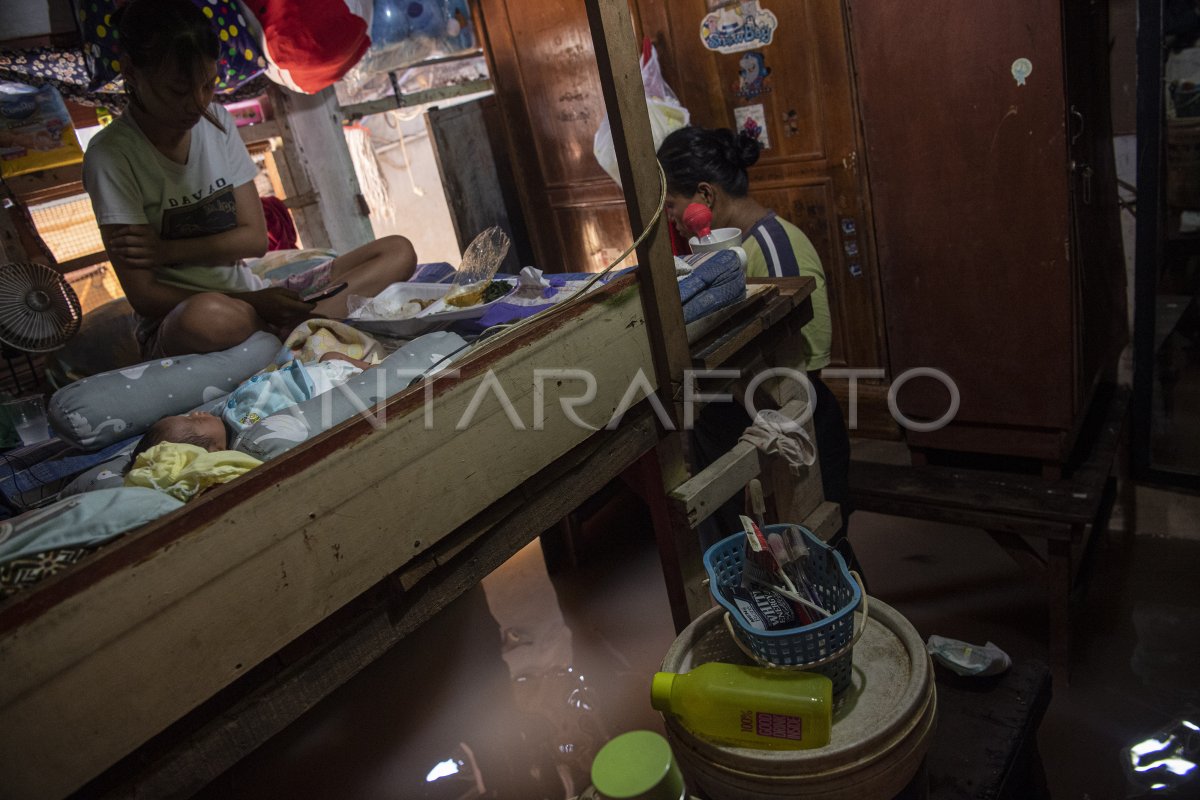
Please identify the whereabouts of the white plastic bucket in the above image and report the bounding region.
[659,599,935,800]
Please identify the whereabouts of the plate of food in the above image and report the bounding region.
[346,278,516,338]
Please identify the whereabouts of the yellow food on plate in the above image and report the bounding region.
[445,284,487,308]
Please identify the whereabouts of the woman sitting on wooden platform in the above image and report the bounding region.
[83,0,415,359]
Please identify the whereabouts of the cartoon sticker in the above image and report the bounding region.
[840,217,857,236]
[701,1,779,54]
[733,51,772,100]
[782,109,800,137]
[1011,58,1033,87]
[849,262,863,278]
[734,103,770,149]
[843,240,859,257]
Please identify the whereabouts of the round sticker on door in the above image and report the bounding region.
[1011,58,1033,87]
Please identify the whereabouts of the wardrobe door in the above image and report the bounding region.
[847,0,1076,458]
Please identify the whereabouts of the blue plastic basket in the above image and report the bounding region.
[703,524,864,695]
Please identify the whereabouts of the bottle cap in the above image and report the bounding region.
[591,730,686,800]
[650,672,675,712]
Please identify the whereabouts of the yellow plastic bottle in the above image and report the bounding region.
[651,662,832,750]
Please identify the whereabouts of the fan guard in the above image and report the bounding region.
[0,262,83,353]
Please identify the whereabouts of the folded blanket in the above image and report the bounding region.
[677,249,746,324]
[281,319,382,366]
[124,443,262,502]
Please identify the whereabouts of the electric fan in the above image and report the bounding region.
[0,261,82,353]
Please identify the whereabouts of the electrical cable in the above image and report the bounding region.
[449,161,669,366]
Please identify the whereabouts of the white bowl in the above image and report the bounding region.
[688,227,743,254]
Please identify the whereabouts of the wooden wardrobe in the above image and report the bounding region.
[846,0,1126,464]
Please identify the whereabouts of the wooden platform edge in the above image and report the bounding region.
[86,411,661,800]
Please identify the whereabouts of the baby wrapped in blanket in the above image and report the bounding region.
[130,351,373,456]
[125,319,383,500]
[125,352,372,501]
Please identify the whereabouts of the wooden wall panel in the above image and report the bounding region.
[551,203,636,272]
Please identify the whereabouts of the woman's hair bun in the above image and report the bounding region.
[735,131,763,169]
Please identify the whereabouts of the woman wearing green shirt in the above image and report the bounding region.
[658,126,861,577]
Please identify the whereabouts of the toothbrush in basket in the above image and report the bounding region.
[738,516,829,621]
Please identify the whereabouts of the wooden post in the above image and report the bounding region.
[584,0,708,628]
[268,86,375,253]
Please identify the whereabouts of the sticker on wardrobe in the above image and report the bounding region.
[700,1,778,54]
[733,51,772,100]
[735,103,770,149]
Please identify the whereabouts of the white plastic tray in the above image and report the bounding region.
[347,280,515,338]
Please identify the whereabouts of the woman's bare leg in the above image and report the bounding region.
[314,235,417,318]
[154,292,266,356]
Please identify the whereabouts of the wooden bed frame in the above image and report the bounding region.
[0,3,831,797]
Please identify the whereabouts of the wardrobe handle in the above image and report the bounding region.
[1069,105,1085,147]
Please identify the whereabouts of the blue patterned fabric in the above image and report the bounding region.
[0,434,142,514]
[0,46,123,107]
[409,261,456,283]
[677,249,746,323]
[0,45,269,108]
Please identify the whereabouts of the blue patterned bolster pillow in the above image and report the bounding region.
[48,331,282,452]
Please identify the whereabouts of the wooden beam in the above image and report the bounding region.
[4,162,85,205]
[267,86,374,253]
[584,0,701,629]
[339,79,494,122]
[802,501,842,543]
[583,0,690,434]
[237,118,283,146]
[668,398,810,527]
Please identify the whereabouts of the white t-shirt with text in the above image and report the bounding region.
[83,103,266,297]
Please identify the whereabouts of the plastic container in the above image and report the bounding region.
[651,662,832,750]
[577,730,690,800]
[659,603,936,800]
[704,526,863,695]
[345,279,515,338]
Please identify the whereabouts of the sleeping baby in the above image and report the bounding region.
[132,351,374,457]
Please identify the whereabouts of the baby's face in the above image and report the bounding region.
[162,412,228,452]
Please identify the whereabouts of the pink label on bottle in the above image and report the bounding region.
[755,712,803,740]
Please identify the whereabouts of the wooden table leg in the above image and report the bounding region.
[1047,537,1073,686]
[630,444,710,633]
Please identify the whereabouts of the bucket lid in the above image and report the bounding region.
[591,730,685,800]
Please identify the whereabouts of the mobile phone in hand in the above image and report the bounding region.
[302,281,349,303]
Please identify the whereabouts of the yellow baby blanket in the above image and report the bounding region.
[283,319,382,365]
[124,443,263,502]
